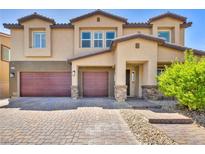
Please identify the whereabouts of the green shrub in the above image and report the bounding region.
[157,50,205,111]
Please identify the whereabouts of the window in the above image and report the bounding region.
[106,32,115,48]
[94,32,103,48]
[81,32,91,48]
[158,31,171,42]
[33,32,46,48]
[1,45,10,62]
[157,67,165,76]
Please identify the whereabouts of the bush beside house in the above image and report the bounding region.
[157,50,205,111]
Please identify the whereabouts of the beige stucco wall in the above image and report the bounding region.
[115,38,158,87]
[123,28,151,35]
[11,27,74,61]
[71,52,114,86]
[0,35,11,98]
[158,46,184,62]
[72,14,124,55]
[21,19,52,57]
[150,17,184,45]
[10,15,187,61]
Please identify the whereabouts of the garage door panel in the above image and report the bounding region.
[20,72,71,97]
[83,72,108,97]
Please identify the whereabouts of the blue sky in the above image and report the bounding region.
[0,9,205,50]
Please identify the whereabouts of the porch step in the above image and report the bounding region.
[127,99,162,109]
[148,118,193,124]
[135,109,193,124]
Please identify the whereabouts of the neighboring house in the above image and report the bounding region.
[0,32,11,98]
[3,10,205,102]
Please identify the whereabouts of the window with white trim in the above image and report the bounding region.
[94,32,103,48]
[1,45,10,62]
[81,32,91,48]
[33,32,46,48]
[158,30,171,42]
[106,32,115,48]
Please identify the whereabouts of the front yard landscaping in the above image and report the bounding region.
[120,109,177,145]
[150,100,205,128]
[156,49,205,127]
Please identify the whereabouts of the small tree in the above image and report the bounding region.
[157,50,205,111]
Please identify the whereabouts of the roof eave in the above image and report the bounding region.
[70,10,127,23]
[180,22,192,28]
[3,23,24,29]
[18,13,55,24]
[123,23,152,28]
[68,49,111,62]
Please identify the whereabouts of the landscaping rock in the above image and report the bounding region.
[120,109,177,145]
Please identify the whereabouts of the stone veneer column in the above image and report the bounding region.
[114,85,127,102]
[71,86,79,99]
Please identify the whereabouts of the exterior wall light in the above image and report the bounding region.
[131,71,135,81]
[72,70,76,76]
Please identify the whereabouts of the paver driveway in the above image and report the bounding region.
[0,98,138,145]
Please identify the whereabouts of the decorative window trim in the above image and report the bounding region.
[32,31,46,48]
[81,32,91,48]
[1,45,10,62]
[158,30,171,42]
[94,32,103,48]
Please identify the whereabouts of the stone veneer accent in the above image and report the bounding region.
[142,85,163,100]
[114,85,127,102]
[141,85,174,100]
[71,86,79,99]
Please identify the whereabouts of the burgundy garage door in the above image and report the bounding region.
[83,72,108,97]
[20,72,71,97]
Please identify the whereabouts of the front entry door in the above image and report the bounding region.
[126,70,130,96]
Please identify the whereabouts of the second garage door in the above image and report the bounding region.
[20,72,71,97]
[83,72,108,97]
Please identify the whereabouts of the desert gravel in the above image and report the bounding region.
[120,109,177,145]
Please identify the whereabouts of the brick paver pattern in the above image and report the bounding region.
[153,124,205,145]
[135,109,205,144]
[0,106,138,145]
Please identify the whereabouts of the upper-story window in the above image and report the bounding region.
[33,32,46,48]
[94,32,103,48]
[81,32,91,48]
[106,32,115,48]
[158,30,171,42]
[1,45,10,62]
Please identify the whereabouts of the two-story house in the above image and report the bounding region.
[0,32,10,98]
[4,10,205,102]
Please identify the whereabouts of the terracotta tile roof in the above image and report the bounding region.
[50,23,74,28]
[123,22,152,28]
[18,12,55,24]
[180,22,192,28]
[111,33,165,45]
[70,9,127,23]
[148,12,187,23]
[0,32,11,37]
[67,49,111,61]
[68,33,205,61]
[162,43,205,56]
[3,23,24,29]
